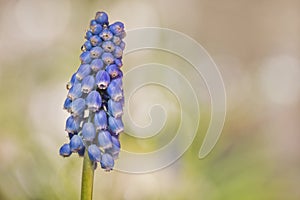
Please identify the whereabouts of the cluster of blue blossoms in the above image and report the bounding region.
[59,11,125,171]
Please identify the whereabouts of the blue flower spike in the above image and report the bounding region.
[60,11,125,172]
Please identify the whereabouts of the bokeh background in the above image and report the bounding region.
[1,0,300,199]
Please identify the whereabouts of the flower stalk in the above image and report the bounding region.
[81,150,94,200]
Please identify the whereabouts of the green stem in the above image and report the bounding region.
[81,149,94,200]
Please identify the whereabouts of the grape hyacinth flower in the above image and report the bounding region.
[59,11,126,176]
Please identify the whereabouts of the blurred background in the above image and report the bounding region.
[0,0,300,199]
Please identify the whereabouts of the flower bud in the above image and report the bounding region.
[86,91,102,112]
[100,153,114,171]
[59,143,72,157]
[68,83,82,100]
[82,122,96,142]
[98,130,112,149]
[80,51,92,64]
[70,98,86,117]
[88,144,101,162]
[94,110,107,131]
[76,64,91,80]
[90,59,104,72]
[95,11,109,25]
[70,135,84,152]
[108,116,124,134]
[95,70,110,89]
[65,116,80,133]
[81,75,95,94]
[108,99,123,118]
